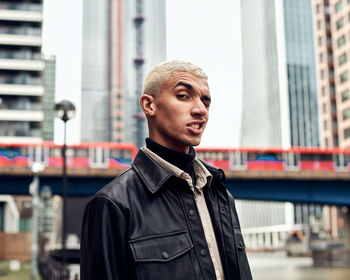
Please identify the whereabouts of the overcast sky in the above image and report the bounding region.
[42,0,242,147]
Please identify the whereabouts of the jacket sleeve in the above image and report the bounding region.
[80,195,129,280]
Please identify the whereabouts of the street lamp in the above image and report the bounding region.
[29,162,45,280]
[54,100,75,264]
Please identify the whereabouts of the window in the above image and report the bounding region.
[323,103,327,113]
[337,35,346,47]
[342,89,350,101]
[319,53,323,63]
[318,36,322,46]
[322,86,326,97]
[345,128,350,139]
[324,120,328,130]
[325,137,329,147]
[343,108,350,120]
[321,69,325,79]
[339,53,347,65]
[316,4,320,13]
[317,20,321,30]
[337,18,344,30]
[335,1,343,12]
[341,71,348,83]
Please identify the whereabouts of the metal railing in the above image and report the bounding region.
[0,128,42,138]
[39,249,80,280]
[0,102,42,111]
[0,51,41,60]
[0,3,42,12]
[0,75,42,85]
[0,26,41,36]
[39,256,71,280]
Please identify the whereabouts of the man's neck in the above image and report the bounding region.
[145,138,195,176]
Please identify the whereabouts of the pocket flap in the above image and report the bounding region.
[233,227,246,251]
[129,231,193,263]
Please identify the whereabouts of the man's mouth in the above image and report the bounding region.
[189,123,200,130]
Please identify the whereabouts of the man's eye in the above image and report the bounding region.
[177,94,189,99]
[202,100,211,107]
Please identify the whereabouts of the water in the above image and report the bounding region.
[247,252,350,280]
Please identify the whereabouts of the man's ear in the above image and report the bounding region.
[140,94,156,116]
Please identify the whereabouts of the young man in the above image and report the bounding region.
[80,61,252,280]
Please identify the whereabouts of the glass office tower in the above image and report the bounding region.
[239,0,320,250]
[240,0,319,148]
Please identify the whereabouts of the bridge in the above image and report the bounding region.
[1,142,350,263]
[1,166,350,206]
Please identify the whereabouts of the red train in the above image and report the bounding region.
[0,142,349,172]
[195,146,350,172]
[0,142,137,170]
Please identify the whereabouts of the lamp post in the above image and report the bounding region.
[54,100,75,264]
[30,162,45,280]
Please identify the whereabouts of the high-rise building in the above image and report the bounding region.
[239,0,321,249]
[314,0,350,149]
[81,0,110,143]
[312,0,350,240]
[240,0,319,148]
[0,0,47,143]
[81,0,166,145]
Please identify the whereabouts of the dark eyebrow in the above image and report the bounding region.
[202,95,211,103]
[173,82,193,90]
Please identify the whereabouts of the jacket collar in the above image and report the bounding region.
[199,159,227,184]
[132,149,226,194]
[132,149,174,194]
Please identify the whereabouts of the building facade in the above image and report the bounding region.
[0,0,52,143]
[42,55,55,141]
[314,0,350,149]
[239,0,321,249]
[240,0,319,148]
[312,0,350,240]
[81,0,166,145]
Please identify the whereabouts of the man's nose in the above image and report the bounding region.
[191,98,208,116]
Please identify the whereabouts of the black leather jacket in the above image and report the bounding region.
[80,149,252,280]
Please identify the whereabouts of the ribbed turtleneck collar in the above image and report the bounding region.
[145,138,195,176]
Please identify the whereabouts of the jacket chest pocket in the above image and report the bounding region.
[129,231,196,280]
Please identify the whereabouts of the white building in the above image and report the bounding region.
[0,0,49,143]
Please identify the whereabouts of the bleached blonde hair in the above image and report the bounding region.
[142,60,208,97]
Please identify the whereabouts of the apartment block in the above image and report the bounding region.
[315,0,350,149]
[0,0,47,143]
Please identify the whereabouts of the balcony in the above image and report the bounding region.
[0,135,42,143]
[0,58,44,71]
[0,110,43,121]
[0,84,44,96]
[0,3,42,22]
[0,26,41,47]
[0,33,41,46]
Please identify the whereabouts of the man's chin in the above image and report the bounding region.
[187,138,202,147]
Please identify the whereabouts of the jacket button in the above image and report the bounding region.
[161,252,169,259]
[189,210,195,216]
[200,249,207,256]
